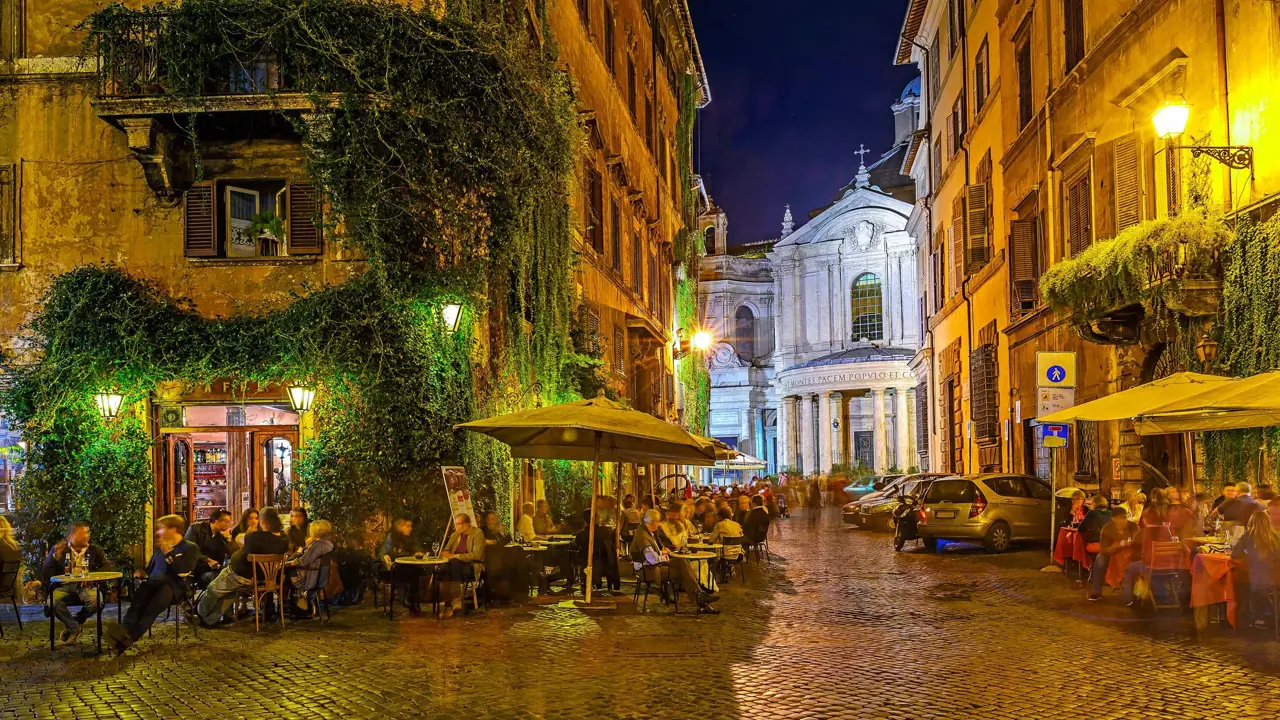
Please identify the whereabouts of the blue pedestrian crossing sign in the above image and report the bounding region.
[1036,351,1077,388]
[1041,423,1069,449]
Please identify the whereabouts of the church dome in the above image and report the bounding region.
[900,77,921,102]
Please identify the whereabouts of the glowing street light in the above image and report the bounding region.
[442,303,464,333]
[287,385,316,413]
[690,330,714,352]
[1152,100,1190,140]
[93,391,125,421]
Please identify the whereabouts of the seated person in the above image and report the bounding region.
[629,510,717,614]
[516,502,539,542]
[285,519,335,616]
[41,521,111,644]
[439,513,486,619]
[1061,490,1087,528]
[699,509,719,534]
[620,495,642,525]
[743,495,771,545]
[185,509,235,588]
[381,516,417,566]
[481,510,511,546]
[196,507,290,626]
[574,509,620,593]
[232,508,259,545]
[1215,482,1265,524]
[733,496,751,526]
[533,500,559,536]
[286,507,310,552]
[710,507,744,561]
[1077,496,1111,548]
[107,515,200,653]
[656,502,690,552]
[1089,510,1138,602]
[1232,509,1279,629]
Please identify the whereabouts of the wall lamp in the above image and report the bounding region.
[1153,100,1253,170]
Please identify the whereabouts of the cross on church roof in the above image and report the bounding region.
[854,144,871,166]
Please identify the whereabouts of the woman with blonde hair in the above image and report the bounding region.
[1232,509,1280,629]
[286,519,334,617]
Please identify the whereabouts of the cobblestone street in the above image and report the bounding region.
[3,510,1280,720]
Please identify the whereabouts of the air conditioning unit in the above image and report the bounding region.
[158,405,185,428]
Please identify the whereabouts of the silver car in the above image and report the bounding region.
[917,474,1053,553]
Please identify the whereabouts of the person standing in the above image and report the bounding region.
[41,522,110,644]
[106,514,200,653]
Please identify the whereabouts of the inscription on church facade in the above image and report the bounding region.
[781,371,911,390]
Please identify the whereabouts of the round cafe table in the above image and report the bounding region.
[390,556,448,620]
[670,551,718,594]
[48,571,123,655]
[687,543,723,556]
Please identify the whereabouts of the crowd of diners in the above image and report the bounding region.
[6,477,790,652]
[1062,480,1280,627]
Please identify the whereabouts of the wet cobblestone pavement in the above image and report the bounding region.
[3,509,1280,719]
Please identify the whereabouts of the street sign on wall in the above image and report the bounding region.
[1041,423,1069,448]
[1037,387,1076,417]
[1036,351,1077,388]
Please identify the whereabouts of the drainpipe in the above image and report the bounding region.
[959,12,976,475]
[1214,0,1233,213]
[903,32,937,472]
[1041,0,1059,486]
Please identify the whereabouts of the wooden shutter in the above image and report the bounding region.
[965,184,989,270]
[1114,133,1142,231]
[950,217,964,293]
[1067,175,1092,257]
[610,199,621,270]
[632,232,643,292]
[287,182,322,255]
[183,181,217,257]
[945,113,955,159]
[0,162,15,264]
[590,169,604,254]
[1010,218,1038,312]
[1064,0,1085,71]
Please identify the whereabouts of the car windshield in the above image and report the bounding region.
[925,479,976,503]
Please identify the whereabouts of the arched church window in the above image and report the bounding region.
[705,225,717,253]
[850,273,884,341]
[733,306,755,361]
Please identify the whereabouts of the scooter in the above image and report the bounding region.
[892,492,924,552]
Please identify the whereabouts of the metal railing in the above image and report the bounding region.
[95,12,167,98]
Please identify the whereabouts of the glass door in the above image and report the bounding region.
[254,431,299,512]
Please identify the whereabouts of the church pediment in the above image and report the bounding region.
[773,189,911,250]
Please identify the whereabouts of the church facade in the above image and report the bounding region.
[699,83,923,477]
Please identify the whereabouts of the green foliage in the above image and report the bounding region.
[1204,214,1280,486]
[3,0,585,561]
[671,72,709,434]
[1039,211,1228,319]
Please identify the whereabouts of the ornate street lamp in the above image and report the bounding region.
[1152,100,1190,140]
[287,385,316,413]
[690,330,713,352]
[1194,333,1220,370]
[441,303,463,333]
[1152,99,1253,170]
[93,391,125,420]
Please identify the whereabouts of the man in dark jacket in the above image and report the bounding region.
[185,509,235,587]
[107,514,202,653]
[41,521,111,644]
[743,495,771,545]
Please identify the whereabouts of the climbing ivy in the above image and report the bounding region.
[672,72,710,434]
[2,0,590,563]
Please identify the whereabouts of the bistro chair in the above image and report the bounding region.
[1143,542,1190,612]
[0,560,23,637]
[148,572,200,640]
[236,554,287,631]
[630,559,669,612]
[745,521,771,564]
[718,536,747,585]
[295,551,334,622]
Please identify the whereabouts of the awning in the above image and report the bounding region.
[1036,372,1233,424]
[1134,370,1280,435]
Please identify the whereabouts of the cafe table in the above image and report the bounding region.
[670,550,718,594]
[48,571,123,654]
[390,556,449,620]
[1191,550,1241,629]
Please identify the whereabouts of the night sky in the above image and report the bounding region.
[688,0,918,246]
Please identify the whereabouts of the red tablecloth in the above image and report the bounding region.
[1104,547,1135,589]
[1053,527,1088,568]
[1191,553,1240,628]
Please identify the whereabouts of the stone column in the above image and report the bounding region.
[754,409,766,463]
[780,396,795,471]
[829,392,844,467]
[798,395,814,475]
[818,392,832,472]
[739,408,753,458]
[872,388,887,472]
[895,388,911,472]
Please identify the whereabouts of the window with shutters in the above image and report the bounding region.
[632,232,643,294]
[948,96,966,158]
[950,195,965,293]
[850,273,884,341]
[610,199,622,270]
[648,249,658,309]
[927,35,941,111]
[1113,134,1143,231]
[577,0,590,32]
[614,329,626,375]
[1063,0,1085,73]
[585,166,604,254]
[1009,204,1044,318]
[965,183,990,272]
[1016,35,1034,129]
[0,161,16,265]
[915,377,930,468]
[627,56,637,119]
[184,179,322,259]
[974,38,990,113]
[946,0,961,57]
[603,3,615,77]
[1064,172,1093,257]
[645,97,654,152]
[932,137,943,187]
[587,310,601,353]
[970,321,999,447]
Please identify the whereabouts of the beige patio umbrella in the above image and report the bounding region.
[1036,371,1233,424]
[457,394,718,604]
[1133,370,1280,434]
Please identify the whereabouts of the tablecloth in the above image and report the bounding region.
[1191,552,1240,629]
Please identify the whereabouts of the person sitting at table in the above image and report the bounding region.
[286,507,310,552]
[1061,490,1087,528]
[42,521,112,644]
[1078,496,1111,548]
[381,516,416,564]
[438,513,486,619]
[1232,508,1280,629]
[657,502,690,552]
[516,502,539,543]
[1118,491,1146,523]
[743,495,771,547]
[533,500,559,536]
[285,519,334,618]
[1214,482,1265,525]
[232,508,259,545]
[630,509,718,614]
[1164,490,1196,540]
[733,495,751,526]
[481,510,511,546]
[699,508,718,534]
[573,508,620,594]
[621,495,642,526]
[197,507,290,626]
[710,507,744,561]
[1140,488,1169,529]
[1088,509,1139,602]
[106,514,201,654]
[1211,483,1239,512]
[185,509,236,588]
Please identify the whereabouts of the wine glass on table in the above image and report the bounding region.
[431,542,441,559]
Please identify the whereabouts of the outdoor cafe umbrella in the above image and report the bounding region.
[1036,371,1232,424]
[457,394,719,604]
[1133,370,1280,435]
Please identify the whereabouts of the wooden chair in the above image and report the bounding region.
[1143,541,1190,612]
[718,536,747,585]
[147,572,200,640]
[237,554,287,631]
[0,560,23,638]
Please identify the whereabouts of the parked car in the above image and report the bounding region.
[842,476,909,525]
[917,474,1054,553]
[856,473,949,530]
[842,474,901,502]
